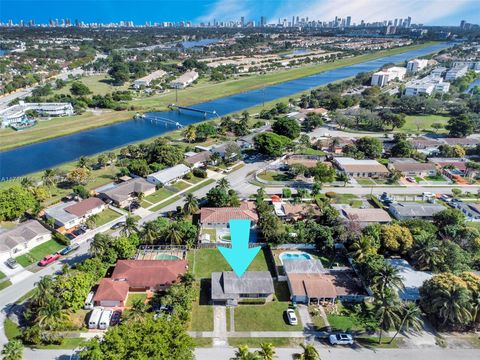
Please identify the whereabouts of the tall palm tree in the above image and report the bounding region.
[337,172,349,187]
[374,292,401,344]
[258,343,276,360]
[126,298,148,322]
[297,344,319,360]
[141,221,162,244]
[183,193,199,215]
[372,263,405,295]
[231,345,260,360]
[21,177,35,190]
[1,339,24,360]
[36,297,70,330]
[77,156,92,169]
[412,234,444,271]
[137,192,145,203]
[31,276,54,307]
[121,215,139,236]
[217,178,230,191]
[349,235,377,261]
[164,223,183,245]
[390,302,423,343]
[431,284,472,327]
[184,125,197,143]
[42,168,59,188]
[89,233,111,258]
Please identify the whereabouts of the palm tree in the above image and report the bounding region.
[390,302,423,343]
[412,233,444,271]
[210,152,222,165]
[126,298,148,322]
[36,297,70,330]
[349,235,377,261]
[42,168,59,188]
[337,172,348,187]
[183,193,199,215]
[431,284,472,327]
[256,187,266,201]
[31,276,54,307]
[217,178,230,190]
[258,343,276,360]
[1,339,24,360]
[21,177,35,190]
[77,156,92,169]
[372,263,405,295]
[231,345,260,360]
[137,192,145,203]
[141,221,162,244]
[374,292,401,344]
[164,223,183,245]
[297,344,319,360]
[184,125,197,143]
[121,215,139,236]
[89,233,111,258]
[86,214,99,229]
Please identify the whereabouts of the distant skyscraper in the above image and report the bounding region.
[292,16,295,26]
[406,16,412,28]
[240,16,244,27]
[260,16,266,27]
[460,19,466,28]
[346,16,351,27]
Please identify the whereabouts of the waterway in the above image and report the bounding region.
[465,78,480,94]
[0,43,450,179]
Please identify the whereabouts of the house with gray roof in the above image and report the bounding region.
[386,259,432,301]
[389,202,445,220]
[146,164,190,186]
[283,259,325,274]
[99,178,156,208]
[0,220,51,258]
[211,271,274,306]
[44,198,105,230]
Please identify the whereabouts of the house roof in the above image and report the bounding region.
[389,202,445,218]
[93,278,129,303]
[200,201,258,224]
[64,197,105,217]
[386,259,432,300]
[185,151,211,165]
[0,220,50,252]
[335,157,389,174]
[282,203,321,218]
[391,162,437,172]
[283,259,325,274]
[147,164,190,184]
[441,138,479,146]
[111,260,187,288]
[342,208,392,223]
[100,178,156,203]
[211,271,274,300]
[44,201,79,224]
[409,137,441,149]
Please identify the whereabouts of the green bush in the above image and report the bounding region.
[54,232,71,246]
[325,191,337,198]
[192,168,207,178]
[183,172,192,180]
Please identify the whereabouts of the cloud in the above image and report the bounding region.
[271,0,478,25]
[196,0,251,23]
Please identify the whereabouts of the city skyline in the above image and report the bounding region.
[1,0,479,26]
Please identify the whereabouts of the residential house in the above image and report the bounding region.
[211,271,275,305]
[334,157,390,178]
[284,155,325,168]
[146,164,190,186]
[0,220,51,259]
[45,197,106,230]
[440,137,479,148]
[318,137,353,154]
[133,70,166,89]
[272,199,320,221]
[386,259,432,301]
[452,201,480,221]
[170,70,198,89]
[185,151,211,168]
[389,202,445,220]
[409,137,442,155]
[340,208,392,227]
[200,201,258,229]
[388,158,437,177]
[98,178,156,207]
[93,278,130,307]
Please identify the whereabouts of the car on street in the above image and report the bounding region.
[286,308,298,325]
[38,253,61,266]
[111,221,125,230]
[110,311,121,326]
[59,243,80,256]
[329,333,354,345]
[406,177,416,183]
[5,257,18,269]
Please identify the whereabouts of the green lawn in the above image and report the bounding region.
[188,248,270,279]
[228,337,304,348]
[0,270,6,280]
[36,337,90,349]
[298,148,326,156]
[171,180,191,191]
[356,178,376,186]
[192,338,213,347]
[53,74,131,96]
[0,280,12,291]
[258,171,293,182]
[186,175,207,184]
[144,188,175,204]
[401,114,450,134]
[4,318,21,340]
[356,336,402,349]
[15,239,65,267]
[126,292,148,307]
[94,208,121,226]
[189,281,213,332]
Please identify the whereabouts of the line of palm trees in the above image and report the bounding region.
[230,343,320,360]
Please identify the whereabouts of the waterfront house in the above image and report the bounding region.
[146,164,190,186]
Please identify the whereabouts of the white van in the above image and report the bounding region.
[88,308,103,329]
[98,310,113,330]
[84,291,95,310]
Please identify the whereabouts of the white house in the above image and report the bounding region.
[404,75,450,96]
[146,164,190,186]
[444,65,469,81]
[334,157,390,178]
[170,70,199,89]
[371,67,406,87]
[0,220,51,259]
[406,59,428,73]
[45,197,105,230]
[0,101,74,127]
[133,70,166,89]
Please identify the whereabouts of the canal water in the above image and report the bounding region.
[0,43,450,179]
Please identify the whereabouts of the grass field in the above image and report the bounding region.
[126,292,148,307]
[228,337,304,348]
[15,239,65,267]
[0,270,6,280]
[4,318,22,340]
[192,338,213,347]
[400,114,450,134]
[54,74,131,96]
[144,188,175,205]
[189,281,213,332]
[36,337,90,349]
[188,248,270,279]
[94,208,121,226]
[0,280,12,291]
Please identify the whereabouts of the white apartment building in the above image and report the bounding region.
[406,59,428,73]
[371,66,407,87]
[0,101,74,127]
[170,70,199,89]
[132,69,167,89]
[404,75,450,96]
[444,65,469,81]
[453,61,480,71]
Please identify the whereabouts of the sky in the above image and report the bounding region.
[1,0,479,26]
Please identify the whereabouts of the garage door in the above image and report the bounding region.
[100,301,119,307]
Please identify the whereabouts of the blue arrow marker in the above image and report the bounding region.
[218,219,261,278]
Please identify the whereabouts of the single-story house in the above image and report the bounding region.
[111,259,188,292]
[287,270,368,304]
[170,70,198,89]
[452,201,480,220]
[185,151,211,168]
[211,271,275,305]
[318,137,354,154]
[45,197,106,230]
[0,220,51,258]
[334,157,390,178]
[440,137,479,148]
[386,259,432,301]
[389,202,445,220]
[133,70,167,89]
[99,178,156,207]
[236,134,256,150]
[388,159,437,177]
[93,278,130,307]
[200,201,258,228]
[273,202,320,221]
[408,137,441,155]
[282,259,325,274]
[341,208,392,227]
[284,155,325,168]
[146,164,190,186]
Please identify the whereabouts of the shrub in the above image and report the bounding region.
[54,232,71,246]
[192,168,207,178]
[325,191,337,198]
[183,172,192,180]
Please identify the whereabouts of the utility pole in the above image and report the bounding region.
[175,87,178,103]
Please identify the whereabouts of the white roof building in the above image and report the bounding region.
[405,75,450,96]
[371,66,406,87]
[444,65,469,81]
[406,59,428,73]
[133,70,166,89]
[0,101,74,127]
[170,70,199,89]
[146,164,190,185]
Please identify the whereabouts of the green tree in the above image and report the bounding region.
[66,167,90,185]
[42,168,60,188]
[374,292,401,344]
[232,345,260,360]
[121,215,139,236]
[36,296,70,330]
[126,298,149,322]
[108,62,130,85]
[183,125,197,143]
[311,162,336,184]
[356,137,383,159]
[390,302,422,343]
[70,82,92,96]
[0,185,38,221]
[272,117,301,139]
[183,193,199,215]
[254,132,292,157]
[446,114,475,138]
[380,224,414,255]
[372,263,405,295]
[258,343,276,360]
[433,208,465,229]
[297,344,319,360]
[1,339,24,360]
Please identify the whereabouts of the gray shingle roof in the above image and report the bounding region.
[283,259,325,274]
[211,271,274,300]
[0,220,50,252]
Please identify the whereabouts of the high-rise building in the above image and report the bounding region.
[460,20,466,29]
[406,16,412,28]
[240,16,244,27]
[346,16,351,27]
[260,16,266,27]
[292,16,295,26]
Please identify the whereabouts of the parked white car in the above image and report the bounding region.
[286,309,298,325]
[329,333,354,345]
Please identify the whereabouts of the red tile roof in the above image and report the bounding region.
[64,197,105,217]
[200,201,258,224]
[111,260,187,288]
[93,278,129,302]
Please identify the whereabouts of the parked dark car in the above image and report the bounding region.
[59,243,80,256]
[110,311,121,326]
[111,221,125,230]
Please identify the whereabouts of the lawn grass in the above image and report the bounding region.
[258,171,293,182]
[15,288,37,304]
[187,175,207,184]
[189,281,213,332]
[192,338,213,347]
[356,336,401,349]
[14,238,65,267]
[0,270,6,280]
[36,337,90,349]
[228,337,304,348]
[171,180,191,191]
[126,292,148,307]
[53,74,131,96]
[401,114,450,134]
[188,248,269,279]
[0,280,12,291]
[356,178,376,186]
[94,208,121,226]
[4,318,22,340]
[144,188,175,204]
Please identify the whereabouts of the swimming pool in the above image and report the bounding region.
[155,254,181,260]
[279,251,313,264]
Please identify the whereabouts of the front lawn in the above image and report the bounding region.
[36,337,90,349]
[15,239,65,267]
[401,114,450,133]
[192,338,213,347]
[171,180,191,191]
[189,281,213,332]
[0,280,12,291]
[0,270,6,280]
[4,318,21,340]
[228,337,304,348]
[145,188,175,204]
[126,292,148,307]
[94,208,121,226]
[258,171,293,182]
[188,248,269,279]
